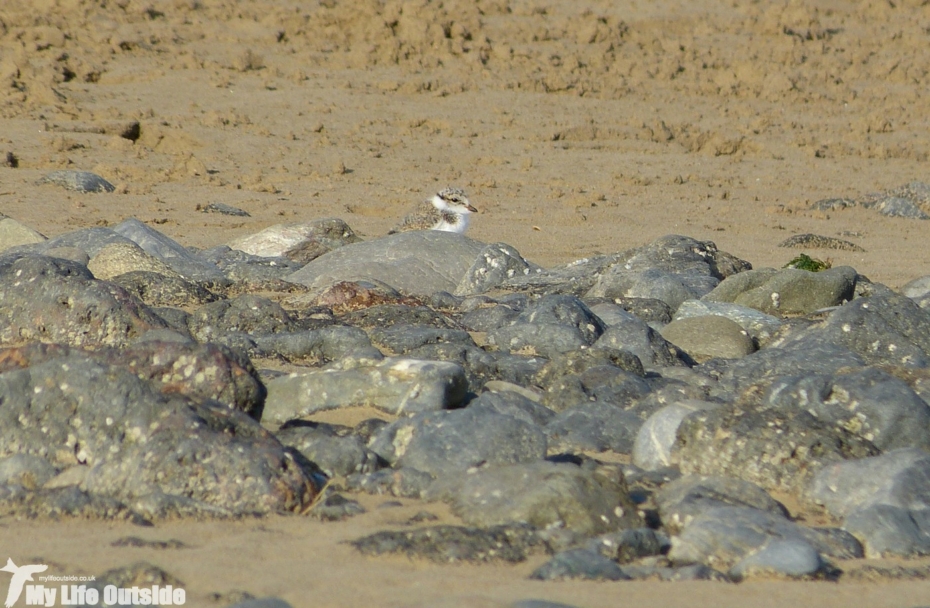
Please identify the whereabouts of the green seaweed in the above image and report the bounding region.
[784,253,832,272]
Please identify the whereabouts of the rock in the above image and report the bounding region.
[368,325,475,354]
[200,202,250,217]
[275,422,380,477]
[112,218,225,281]
[460,302,521,332]
[352,523,546,563]
[655,475,789,533]
[36,169,115,193]
[902,275,930,300]
[0,215,46,252]
[287,231,488,296]
[456,242,536,295]
[501,253,626,297]
[449,461,642,536]
[487,295,606,358]
[188,294,298,341]
[263,358,468,422]
[729,538,829,580]
[309,491,367,521]
[761,368,930,451]
[705,266,858,316]
[344,467,435,499]
[778,233,865,252]
[8,226,132,259]
[632,400,721,471]
[545,402,643,454]
[539,365,652,413]
[252,326,382,364]
[536,347,645,387]
[660,315,755,361]
[87,241,182,280]
[593,318,687,368]
[667,506,846,568]
[0,356,314,514]
[672,406,880,495]
[0,254,167,348]
[109,270,218,308]
[843,504,930,558]
[674,299,783,345]
[586,527,669,563]
[196,246,303,282]
[589,267,718,313]
[529,548,630,581]
[0,454,57,488]
[467,390,556,427]
[368,408,546,478]
[226,217,362,264]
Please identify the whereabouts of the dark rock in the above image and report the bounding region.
[0,254,167,348]
[843,504,930,558]
[368,325,475,354]
[344,467,434,499]
[467,390,556,427]
[339,303,460,330]
[460,303,521,332]
[200,202,250,216]
[0,356,314,514]
[778,233,865,252]
[368,408,546,478]
[487,322,589,358]
[188,294,298,341]
[593,318,688,368]
[309,491,366,521]
[252,326,382,364]
[586,527,669,563]
[589,297,673,325]
[352,523,546,563]
[275,422,379,477]
[545,401,643,454]
[0,485,143,522]
[196,246,303,282]
[449,461,642,536]
[729,538,830,580]
[36,170,115,193]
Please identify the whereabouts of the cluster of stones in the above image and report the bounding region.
[4,173,930,594]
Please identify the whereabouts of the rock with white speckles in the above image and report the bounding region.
[703,266,858,316]
[455,242,536,295]
[262,357,468,423]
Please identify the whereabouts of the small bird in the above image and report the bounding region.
[389,187,477,235]
[1,558,48,608]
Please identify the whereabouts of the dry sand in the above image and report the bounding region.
[2,0,930,605]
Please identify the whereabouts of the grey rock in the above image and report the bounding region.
[545,401,643,454]
[344,467,435,499]
[0,485,142,521]
[200,202,250,216]
[275,422,380,477]
[674,299,783,345]
[368,408,546,478]
[529,548,630,581]
[352,523,546,563]
[0,454,57,488]
[539,365,651,414]
[9,226,130,258]
[0,216,46,252]
[843,504,930,557]
[672,407,880,495]
[252,326,382,364]
[197,246,303,281]
[589,267,719,313]
[655,475,789,533]
[600,297,674,325]
[620,562,730,581]
[36,170,115,193]
[467,390,556,427]
[43,246,90,265]
[516,295,605,343]
[501,253,626,297]
[338,303,460,330]
[456,242,535,295]
[0,254,167,348]
[874,197,930,219]
[633,400,721,471]
[705,266,858,316]
[112,218,225,281]
[586,527,669,563]
[535,347,645,387]
[369,325,475,354]
[460,303,521,332]
[0,356,313,514]
[288,231,488,296]
[902,275,930,300]
[729,539,828,580]
[660,315,755,361]
[808,448,930,518]
[450,461,642,536]
[405,342,498,391]
[668,506,837,568]
[188,294,298,342]
[263,358,468,423]
[487,322,589,357]
[762,368,930,450]
[309,491,367,521]
[227,217,362,264]
[593,317,687,368]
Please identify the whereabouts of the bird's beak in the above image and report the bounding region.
[466,203,478,213]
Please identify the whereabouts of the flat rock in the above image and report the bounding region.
[0,216,46,252]
[109,270,218,308]
[529,548,630,581]
[449,460,643,536]
[545,401,643,454]
[263,358,468,423]
[660,315,755,361]
[368,407,546,478]
[287,231,488,297]
[275,422,379,477]
[729,538,830,580]
[112,218,225,281]
[673,299,783,345]
[655,475,789,533]
[778,233,865,252]
[87,241,182,280]
[352,523,546,563]
[704,266,858,316]
[36,170,115,193]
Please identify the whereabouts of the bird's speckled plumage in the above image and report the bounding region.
[389,187,477,235]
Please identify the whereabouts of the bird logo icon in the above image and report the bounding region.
[0,559,48,608]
